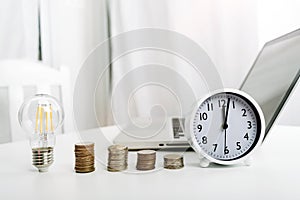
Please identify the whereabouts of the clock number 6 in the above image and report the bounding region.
[224,146,229,155]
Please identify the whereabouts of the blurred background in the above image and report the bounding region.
[1,0,300,143]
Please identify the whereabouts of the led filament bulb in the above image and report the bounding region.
[18,94,64,172]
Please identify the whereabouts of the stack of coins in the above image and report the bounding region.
[136,150,156,171]
[107,145,128,172]
[74,142,95,173]
[164,154,184,169]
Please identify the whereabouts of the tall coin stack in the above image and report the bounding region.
[107,145,128,172]
[164,154,184,169]
[136,150,156,171]
[74,142,95,173]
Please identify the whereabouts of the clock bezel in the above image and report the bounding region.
[187,88,265,165]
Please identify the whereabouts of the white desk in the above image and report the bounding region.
[0,125,300,200]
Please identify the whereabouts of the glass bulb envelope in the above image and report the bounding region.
[18,94,64,172]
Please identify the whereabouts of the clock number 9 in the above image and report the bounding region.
[197,124,202,132]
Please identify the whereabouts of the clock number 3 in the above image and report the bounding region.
[247,121,252,129]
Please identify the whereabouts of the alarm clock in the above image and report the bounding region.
[186,88,265,167]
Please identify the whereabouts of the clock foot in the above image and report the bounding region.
[199,157,210,168]
[244,157,252,166]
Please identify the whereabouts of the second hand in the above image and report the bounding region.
[223,98,230,153]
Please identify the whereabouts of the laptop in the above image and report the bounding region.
[114,29,300,149]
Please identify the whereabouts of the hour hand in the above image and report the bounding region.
[222,106,226,128]
[223,98,230,129]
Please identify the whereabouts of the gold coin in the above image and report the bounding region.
[75,142,94,147]
[75,167,95,173]
[136,165,155,170]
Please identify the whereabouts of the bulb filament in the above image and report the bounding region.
[35,104,54,134]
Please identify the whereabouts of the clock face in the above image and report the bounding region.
[191,91,263,162]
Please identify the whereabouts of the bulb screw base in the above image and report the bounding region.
[32,147,54,172]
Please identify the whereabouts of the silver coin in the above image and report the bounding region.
[107,144,128,172]
[137,150,156,155]
[136,150,156,171]
[164,154,183,160]
[164,154,184,170]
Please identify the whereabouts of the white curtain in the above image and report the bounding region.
[0,0,39,143]
[39,0,300,128]
[39,0,111,130]
[0,0,39,60]
[2,0,300,134]
[109,0,260,125]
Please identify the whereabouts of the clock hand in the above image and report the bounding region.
[223,98,230,129]
[223,98,230,153]
[224,128,227,151]
[222,106,226,128]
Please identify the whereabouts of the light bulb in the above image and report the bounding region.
[18,94,64,172]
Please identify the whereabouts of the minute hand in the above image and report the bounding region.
[223,98,230,129]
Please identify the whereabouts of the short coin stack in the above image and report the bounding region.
[107,145,128,172]
[164,154,184,169]
[74,142,95,173]
[136,150,156,171]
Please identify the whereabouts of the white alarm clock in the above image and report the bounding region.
[186,88,265,167]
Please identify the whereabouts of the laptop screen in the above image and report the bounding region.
[240,29,300,138]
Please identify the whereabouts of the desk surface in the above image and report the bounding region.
[0,125,300,200]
